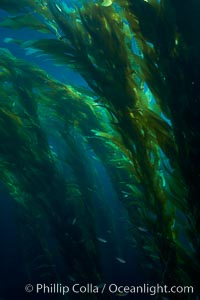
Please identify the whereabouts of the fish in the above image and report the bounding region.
[97,237,107,243]
[55,4,62,12]
[138,227,148,232]
[122,191,131,198]
[101,0,113,7]
[87,187,93,192]
[123,194,129,198]
[68,275,76,282]
[72,218,77,225]
[115,257,126,264]
[91,154,100,161]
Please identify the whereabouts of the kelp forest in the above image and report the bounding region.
[0,0,199,299]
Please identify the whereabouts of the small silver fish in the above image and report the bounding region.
[97,237,107,243]
[138,227,148,232]
[123,194,129,198]
[68,275,76,282]
[87,187,93,192]
[55,4,62,12]
[115,257,126,264]
[72,218,77,225]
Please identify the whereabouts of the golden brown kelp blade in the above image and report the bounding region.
[24,38,79,66]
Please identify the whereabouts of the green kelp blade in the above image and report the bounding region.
[126,183,143,198]
[146,110,177,160]
[91,130,133,160]
[21,39,77,66]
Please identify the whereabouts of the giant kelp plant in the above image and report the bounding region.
[0,0,199,299]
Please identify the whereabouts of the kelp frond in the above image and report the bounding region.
[0,0,199,291]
